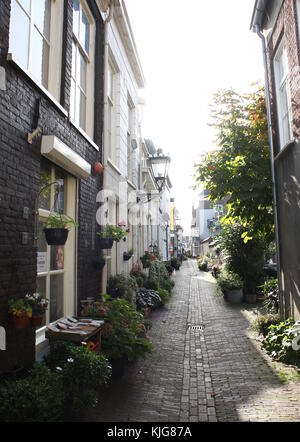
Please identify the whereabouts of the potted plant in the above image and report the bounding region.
[123,249,134,261]
[44,214,78,246]
[140,252,152,269]
[8,298,32,329]
[217,271,244,304]
[92,253,106,270]
[25,293,48,327]
[98,225,127,249]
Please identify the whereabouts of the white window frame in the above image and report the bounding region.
[70,0,95,139]
[9,0,63,102]
[127,95,135,182]
[36,162,77,345]
[273,38,293,150]
[107,55,119,165]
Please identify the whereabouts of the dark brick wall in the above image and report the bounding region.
[264,0,300,319]
[0,0,105,373]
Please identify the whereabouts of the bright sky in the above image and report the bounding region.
[125,0,264,233]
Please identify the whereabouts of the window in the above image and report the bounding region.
[127,97,135,181]
[37,159,77,334]
[107,59,117,163]
[70,0,95,136]
[274,39,293,150]
[9,0,63,100]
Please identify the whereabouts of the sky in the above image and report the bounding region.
[125,0,264,233]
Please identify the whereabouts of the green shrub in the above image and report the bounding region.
[218,223,266,292]
[158,288,169,305]
[217,269,244,292]
[144,277,159,291]
[149,260,174,293]
[45,341,111,413]
[261,278,279,313]
[170,258,181,271]
[101,298,152,362]
[253,313,280,337]
[107,273,138,307]
[0,363,65,422]
[262,318,300,366]
[137,289,162,310]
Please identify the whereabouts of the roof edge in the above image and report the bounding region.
[250,0,268,31]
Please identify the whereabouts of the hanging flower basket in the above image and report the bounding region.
[44,228,69,246]
[99,238,114,249]
[123,252,133,262]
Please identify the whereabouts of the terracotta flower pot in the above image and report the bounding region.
[31,316,44,327]
[13,316,29,329]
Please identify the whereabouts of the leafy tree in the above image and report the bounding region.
[194,86,274,243]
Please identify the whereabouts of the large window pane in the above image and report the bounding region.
[51,246,65,271]
[54,168,65,213]
[31,27,49,87]
[73,0,80,38]
[32,0,51,40]
[39,158,51,210]
[9,0,30,69]
[79,53,87,93]
[18,0,30,13]
[81,9,90,54]
[50,274,64,323]
[79,90,86,130]
[37,277,47,327]
[70,78,76,122]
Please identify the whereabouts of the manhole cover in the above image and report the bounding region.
[188,324,205,332]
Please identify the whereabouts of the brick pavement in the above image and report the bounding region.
[81,260,300,422]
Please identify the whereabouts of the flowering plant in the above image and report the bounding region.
[25,293,48,316]
[8,298,32,318]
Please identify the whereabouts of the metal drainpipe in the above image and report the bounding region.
[255,25,284,319]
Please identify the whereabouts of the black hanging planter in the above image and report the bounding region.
[44,228,69,246]
[123,252,133,262]
[92,258,106,270]
[99,238,114,249]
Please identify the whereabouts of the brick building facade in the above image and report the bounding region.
[251,0,300,320]
[0,0,105,373]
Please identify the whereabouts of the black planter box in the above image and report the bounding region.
[44,228,69,246]
[92,259,106,270]
[99,238,114,249]
[123,253,133,261]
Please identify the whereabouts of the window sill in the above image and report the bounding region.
[69,118,100,152]
[274,139,296,162]
[7,53,68,117]
[107,158,122,175]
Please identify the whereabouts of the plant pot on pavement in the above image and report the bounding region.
[31,316,44,328]
[226,289,244,305]
[13,316,29,329]
[244,293,257,304]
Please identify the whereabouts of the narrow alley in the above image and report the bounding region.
[82,260,300,423]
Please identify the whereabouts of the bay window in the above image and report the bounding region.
[273,39,293,150]
[70,0,95,138]
[9,0,63,101]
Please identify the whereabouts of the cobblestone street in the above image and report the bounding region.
[82,260,300,422]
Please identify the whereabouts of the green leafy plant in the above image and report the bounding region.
[101,298,152,361]
[262,319,300,367]
[46,214,78,229]
[25,293,48,316]
[253,313,280,337]
[170,258,181,271]
[194,86,274,243]
[44,341,111,413]
[261,278,279,313]
[149,260,174,293]
[107,273,138,307]
[0,363,65,422]
[98,225,126,242]
[158,288,170,305]
[8,298,32,318]
[136,289,162,310]
[140,252,152,268]
[218,223,266,293]
[217,269,244,292]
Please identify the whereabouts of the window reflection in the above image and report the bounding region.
[39,158,51,211]
[32,0,51,40]
[50,274,63,323]
[10,0,30,69]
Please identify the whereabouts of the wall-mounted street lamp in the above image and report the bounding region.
[148,153,171,193]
